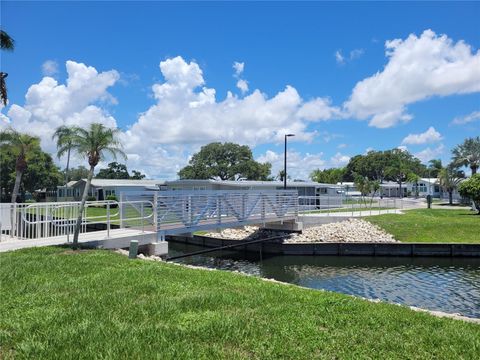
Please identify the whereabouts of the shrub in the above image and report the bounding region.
[25,199,36,203]
[106,194,118,208]
[458,174,480,214]
[86,196,97,202]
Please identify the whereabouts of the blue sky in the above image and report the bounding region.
[1,1,479,179]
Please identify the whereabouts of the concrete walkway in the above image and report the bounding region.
[0,228,156,253]
[301,209,404,217]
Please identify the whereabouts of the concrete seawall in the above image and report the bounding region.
[167,235,480,257]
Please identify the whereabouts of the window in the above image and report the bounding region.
[105,189,116,196]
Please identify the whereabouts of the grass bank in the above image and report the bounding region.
[366,209,479,243]
[1,247,479,359]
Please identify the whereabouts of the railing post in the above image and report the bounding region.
[119,193,124,229]
[153,193,158,230]
[261,194,265,220]
[217,195,222,224]
[106,202,111,239]
[141,202,145,233]
[242,194,247,221]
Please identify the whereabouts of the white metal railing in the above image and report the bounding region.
[0,199,153,241]
[298,195,405,215]
[155,190,298,234]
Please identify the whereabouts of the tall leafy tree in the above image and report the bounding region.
[1,133,61,202]
[310,167,346,184]
[178,142,271,181]
[452,136,480,175]
[96,162,130,179]
[69,123,126,249]
[0,128,40,203]
[0,29,15,106]
[66,166,90,181]
[439,164,464,205]
[53,125,77,186]
[384,149,424,198]
[458,174,480,214]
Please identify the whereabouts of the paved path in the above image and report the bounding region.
[300,209,404,217]
[0,228,156,253]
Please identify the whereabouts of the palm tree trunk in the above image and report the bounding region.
[472,165,477,175]
[10,169,22,204]
[72,165,95,250]
[9,169,22,238]
[448,191,453,205]
[399,181,402,198]
[65,148,71,186]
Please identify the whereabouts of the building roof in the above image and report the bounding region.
[166,179,342,188]
[70,179,164,188]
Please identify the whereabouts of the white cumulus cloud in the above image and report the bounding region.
[256,150,327,180]
[414,144,445,163]
[345,29,480,128]
[123,56,341,178]
[1,60,120,154]
[401,126,443,145]
[236,79,249,94]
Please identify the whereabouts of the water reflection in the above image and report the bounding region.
[169,242,480,318]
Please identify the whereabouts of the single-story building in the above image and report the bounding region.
[163,179,343,196]
[57,179,164,201]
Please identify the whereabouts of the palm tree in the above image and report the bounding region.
[0,128,40,237]
[70,123,126,249]
[439,164,463,205]
[427,159,442,178]
[452,137,480,175]
[0,128,40,203]
[1,30,15,106]
[53,125,77,186]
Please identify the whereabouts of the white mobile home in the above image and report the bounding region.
[57,179,164,201]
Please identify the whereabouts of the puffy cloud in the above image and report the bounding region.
[345,30,480,128]
[123,56,341,178]
[256,150,326,180]
[233,61,248,94]
[236,79,249,94]
[256,150,350,180]
[401,126,443,145]
[297,98,342,121]
[452,110,480,125]
[414,144,445,163]
[233,61,244,76]
[1,60,120,153]
[42,60,58,76]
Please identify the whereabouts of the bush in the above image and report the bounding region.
[458,174,480,214]
[106,195,118,208]
[25,199,36,204]
[86,196,97,202]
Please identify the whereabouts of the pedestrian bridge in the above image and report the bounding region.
[0,190,299,248]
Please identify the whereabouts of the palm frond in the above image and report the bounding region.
[0,30,14,51]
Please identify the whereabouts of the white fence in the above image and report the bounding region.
[1,190,299,241]
[0,199,153,241]
[298,195,408,215]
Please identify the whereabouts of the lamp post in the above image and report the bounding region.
[284,133,295,189]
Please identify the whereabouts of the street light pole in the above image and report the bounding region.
[284,134,295,189]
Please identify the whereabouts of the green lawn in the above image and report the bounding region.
[1,247,479,359]
[366,209,480,243]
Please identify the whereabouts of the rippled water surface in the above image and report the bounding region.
[169,242,480,318]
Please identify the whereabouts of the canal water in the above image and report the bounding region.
[168,242,480,318]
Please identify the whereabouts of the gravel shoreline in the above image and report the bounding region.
[204,219,398,243]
